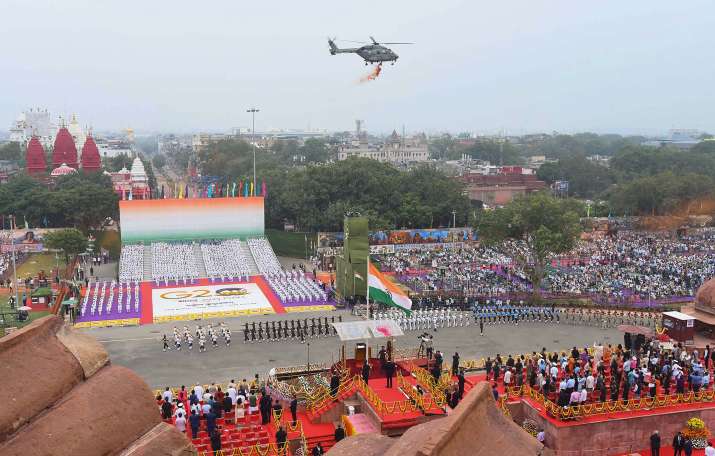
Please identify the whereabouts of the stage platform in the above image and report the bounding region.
[74,275,335,328]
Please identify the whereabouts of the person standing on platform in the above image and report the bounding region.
[378,346,387,372]
[330,371,340,397]
[650,430,660,456]
[452,352,460,376]
[290,396,298,425]
[259,392,272,425]
[189,410,200,438]
[210,428,221,455]
[334,424,346,442]
[362,361,371,385]
[673,431,685,456]
[385,360,396,388]
[684,437,693,456]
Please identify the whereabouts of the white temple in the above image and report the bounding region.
[67,114,86,152]
[9,108,55,148]
[110,157,150,200]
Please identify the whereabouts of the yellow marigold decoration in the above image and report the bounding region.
[683,417,710,449]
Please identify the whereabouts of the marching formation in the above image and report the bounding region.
[163,323,232,352]
[473,300,559,325]
[242,316,341,343]
[374,308,472,331]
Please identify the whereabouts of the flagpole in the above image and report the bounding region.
[365,256,369,321]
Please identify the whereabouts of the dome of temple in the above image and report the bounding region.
[80,135,101,172]
[130,157,147,183]
[696,278,715,313]
[25,136,47,175]
[50,163,78,177]
[52,127,78,168]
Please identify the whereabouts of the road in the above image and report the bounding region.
[80,309,621,389]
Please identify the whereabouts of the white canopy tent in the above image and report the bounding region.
[331,319,404,342]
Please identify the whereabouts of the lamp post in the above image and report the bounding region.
[9,215,19,309]
[451,210,456,228]
[246,108,260,195]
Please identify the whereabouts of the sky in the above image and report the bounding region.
[1,0,714,135]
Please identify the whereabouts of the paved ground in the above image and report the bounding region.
[80,309,622,389]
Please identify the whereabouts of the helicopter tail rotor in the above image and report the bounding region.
[328,37,338,55]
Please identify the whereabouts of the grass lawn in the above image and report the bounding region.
[16,252,62,280]
[0,289,51,337]
[265,229,317,258]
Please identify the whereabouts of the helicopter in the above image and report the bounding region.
[328,36,412,65]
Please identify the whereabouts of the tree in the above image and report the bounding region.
[300,138,330,163]
[691,141,715,155]
[105,153,133,172]
[607,172,714,216]
[0,142,22,161]
[44,228,88,263]
[464,140,522,165]
[477,193,581,298]
[152,154,167,169]
[0,173,119,232]
[428,135,456,160]
[536,154,614,198]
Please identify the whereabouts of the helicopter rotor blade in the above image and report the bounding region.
[380,42,414,45]
[337,39,369,44]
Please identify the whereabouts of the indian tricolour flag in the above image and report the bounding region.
[368,262,412,313]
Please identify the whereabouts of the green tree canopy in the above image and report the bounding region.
[477,192,581,296]
[607,171,714,216]
[536,154,614,198]
[463,140,523,165]
[152,154,167,169]
[0,173,119,232]
[0,142,23,162]
[300,138,330,163]
[44,228,88,263]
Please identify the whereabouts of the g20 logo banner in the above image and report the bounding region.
[159,287,249,300]
[152,283,273,318]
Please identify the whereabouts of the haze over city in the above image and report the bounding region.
[2,0,714,134]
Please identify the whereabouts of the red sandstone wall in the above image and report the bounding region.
[522,401,715,455]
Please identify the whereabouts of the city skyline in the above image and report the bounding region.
[1,0,714,134]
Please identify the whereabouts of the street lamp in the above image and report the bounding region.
[246,108,260,195]
[451,210,456,228]
[8,216,19,309]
